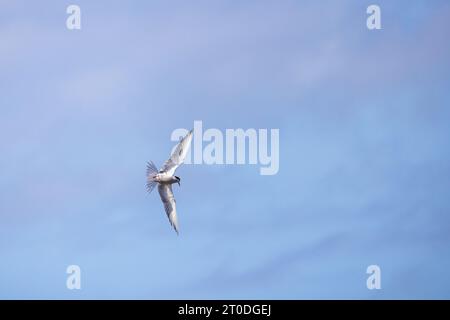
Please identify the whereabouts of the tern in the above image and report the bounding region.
[146,130,193,234]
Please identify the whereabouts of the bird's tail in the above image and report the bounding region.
[146,161,158,193]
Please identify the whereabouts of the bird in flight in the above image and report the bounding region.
[146,130,193,234]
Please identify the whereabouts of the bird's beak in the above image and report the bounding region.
[177,181,181,186]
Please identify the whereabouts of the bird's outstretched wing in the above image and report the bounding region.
[160,130,193,176]
[158,184,179,234]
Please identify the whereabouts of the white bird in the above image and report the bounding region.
[146,130,193,234]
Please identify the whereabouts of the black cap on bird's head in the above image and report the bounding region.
[175,176,181,186]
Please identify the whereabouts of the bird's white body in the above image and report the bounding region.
[146,130,193,234]
[153,173,178,184]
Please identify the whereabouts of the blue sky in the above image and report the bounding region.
[1,0,450,299]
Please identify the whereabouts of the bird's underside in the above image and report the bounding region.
[146,130,193,234]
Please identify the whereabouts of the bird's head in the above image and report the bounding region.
[175,176,181,186]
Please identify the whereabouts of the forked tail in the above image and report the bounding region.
[146,161,159,193]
